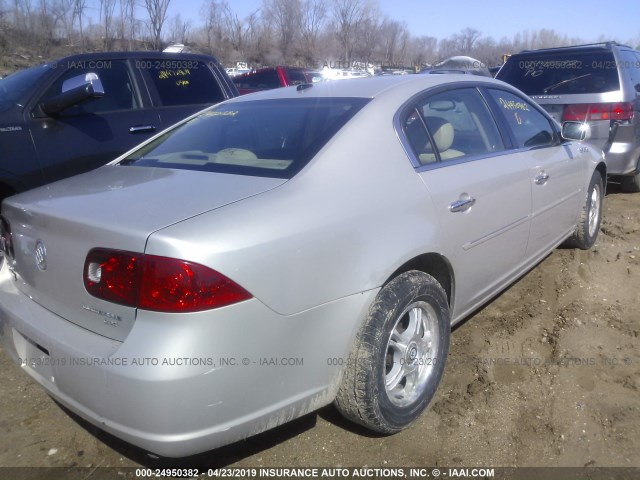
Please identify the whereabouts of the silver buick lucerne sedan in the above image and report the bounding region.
[0,74,605,457]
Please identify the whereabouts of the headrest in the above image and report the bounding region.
[425,117,454,152]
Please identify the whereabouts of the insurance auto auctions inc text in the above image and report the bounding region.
[198,467,495,478]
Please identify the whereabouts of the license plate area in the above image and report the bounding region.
[12,329,57,385]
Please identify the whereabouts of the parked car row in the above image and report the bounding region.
[0,69,606,457]
[232,65,325,94]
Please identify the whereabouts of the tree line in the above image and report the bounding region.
[0,0,638,71]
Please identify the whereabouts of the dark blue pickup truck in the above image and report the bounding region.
[0,51,237,199]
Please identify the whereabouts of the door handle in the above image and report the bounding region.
[449,196,476,213]
[534,172,550,185]
[129,125,156,133]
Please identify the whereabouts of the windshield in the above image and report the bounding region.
[120,97,369,179]
[497,51,620,95]
[0,64,50,112]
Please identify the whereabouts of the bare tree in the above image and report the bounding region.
[52,0,77,45]
[117,0,136,50]
[298,0,326,64]
[73,0,88,50]
[456,27,482,52]
[99,0,117,49]
[244,9,270,65]
[222,2,244,55]
[263,0,301,63]
[202,0,225,55]
[1,0,599,73]
[168,13,191,45]
[352,10,380,66]
[407,35,438,68]
[144,0,171,50]
[331,0,367,65]
[12,0,32,32]
[20,0,57,56]
[377,18,409,66]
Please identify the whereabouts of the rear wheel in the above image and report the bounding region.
[334,271,450,433]
[565,170,603,250]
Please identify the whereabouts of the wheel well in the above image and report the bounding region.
[388,253,454,307]
[596,162,606,180]
[595,162,607,193]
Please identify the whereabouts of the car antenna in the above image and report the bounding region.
[297,83,313,92]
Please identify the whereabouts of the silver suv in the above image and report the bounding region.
[497,42,640,191]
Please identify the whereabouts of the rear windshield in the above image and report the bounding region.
[120,97,369,178]
[497,50,620,95]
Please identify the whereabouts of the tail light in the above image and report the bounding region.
[84,248,252,313]
[562,102,634,122]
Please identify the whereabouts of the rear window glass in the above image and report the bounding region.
[287,70,309,85]
[120,97,369,179]
[497,51,620,95]
[233,70,281,90]
[146,61,225,106]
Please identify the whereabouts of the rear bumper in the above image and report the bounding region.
[586,121,640,176]
[602,141,640,176]
[0,267,375,457]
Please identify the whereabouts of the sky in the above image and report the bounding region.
[167,0,640,45]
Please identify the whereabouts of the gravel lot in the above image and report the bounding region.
[0,184,638,476]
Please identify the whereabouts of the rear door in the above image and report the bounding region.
[401,86,532,318]
[485,88,583,259]
[28,58,160,184]
[140,58,232,127]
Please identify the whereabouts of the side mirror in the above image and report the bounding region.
[561,121,591,141]
[40,73,105,116]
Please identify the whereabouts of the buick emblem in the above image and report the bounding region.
[34,240,47,271]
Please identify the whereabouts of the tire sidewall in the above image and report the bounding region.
[363,272,450,431]
[580,171,604,248]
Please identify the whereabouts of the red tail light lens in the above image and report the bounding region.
[139,255,252,312]
[84,249,251,312]
[611,102,635,121]
[562,102,634,122]
[84,249,141,307]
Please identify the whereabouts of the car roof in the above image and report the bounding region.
[224,74,510,103]
[513,41,634,56]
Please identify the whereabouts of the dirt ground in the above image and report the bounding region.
[0,184,638,474]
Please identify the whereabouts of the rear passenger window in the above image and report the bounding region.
[146,61,225,106]
[488,89,557,149]
[403,88,504,165]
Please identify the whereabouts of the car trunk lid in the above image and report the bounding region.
[1,166,285,341]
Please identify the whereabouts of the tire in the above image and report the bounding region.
[565,170,604,250]
[621,172,640,193]
[334,270,450,433]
